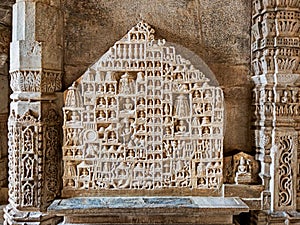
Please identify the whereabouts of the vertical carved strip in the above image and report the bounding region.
[278,136,294,207]
[42,109,61,208]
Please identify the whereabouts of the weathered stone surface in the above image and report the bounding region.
[2,0,300,224]
[62,22,225,197]
[48,197,248,224]
[224,184,263,199]
[62,0,252,154]
[0,0,11,208]
[4,0,63,224]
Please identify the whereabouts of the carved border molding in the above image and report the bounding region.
[10,70,62,93]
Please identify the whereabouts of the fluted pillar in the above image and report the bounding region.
[4,0,63,224]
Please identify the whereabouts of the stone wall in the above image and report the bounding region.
[62,0,252,154]
[0,0,12,204]
[0,0,252,205]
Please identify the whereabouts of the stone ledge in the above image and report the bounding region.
[48,197,249,225]
[224,184,263,199]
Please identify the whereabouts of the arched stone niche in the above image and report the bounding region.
[62,22,224,197]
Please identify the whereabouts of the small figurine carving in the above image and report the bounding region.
[62,22,224,192]
[235,156,252,184]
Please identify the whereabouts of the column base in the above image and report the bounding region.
[4,204,62,225]
[250,210,300,225]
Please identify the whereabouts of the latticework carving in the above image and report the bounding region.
[62,22,224,195]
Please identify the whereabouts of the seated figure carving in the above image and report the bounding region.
[62,22,224,195]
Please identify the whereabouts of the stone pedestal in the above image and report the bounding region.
[48,197,248,225]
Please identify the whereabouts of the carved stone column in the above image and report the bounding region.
[251,0,300,222]
[4,0,63,224]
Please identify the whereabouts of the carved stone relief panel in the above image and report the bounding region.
[7,106,61,210]
[62,22,224,196]
[223,152,259,184]
[273,132,298,211]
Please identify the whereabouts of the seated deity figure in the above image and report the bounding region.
[98,97,106,107]
[68,111,80,123]
[138,97,145,106]
[97,110,106,120]
[122,98,134,113]
[109,110,116,119]
[194,90,201,99]
[165,127,172,137]
[108,131,117,142]
[138,84,145,93]
[98,84,105,93]
[119,72,135,94]
[107,84,115,93]
[176,120,187,134]
[109,97,117,107]
[85,144,97,158]
[164,116,172,125]
[138,111,146,122]
[235,156,252,184]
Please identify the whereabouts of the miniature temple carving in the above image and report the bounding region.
[62,22,224,195]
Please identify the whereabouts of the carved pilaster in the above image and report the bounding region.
[251,0,300,220]
[4,0,63,224]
